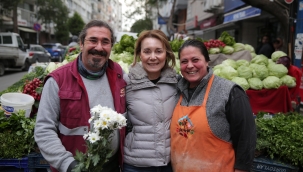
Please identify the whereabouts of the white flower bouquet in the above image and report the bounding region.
[73,105,127,172]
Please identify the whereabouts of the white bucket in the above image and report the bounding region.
[0,93,35,118]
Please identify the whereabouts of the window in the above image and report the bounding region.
[0,36,2,44]
[3,36,12,44]
[16,36,24,49]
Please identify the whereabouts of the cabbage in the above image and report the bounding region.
[222,59,237,69]
[237,65,252,79]
[213,69,221,76]
[249,64,268,80]
[222,46,234,54]
[251,54,268,66]
[244,44,255,53]
[248,78,263,90]
[271,51,287,62]
[231,77,250,90]
[267,63,288,78]
[220,66,238,80]
[45,62,57,74]
[280,75,296,88]
[110,51,133,65]
[209,47,221,54]
[233,43,245,52]
[213,64,227,71]
[267,59,275,66]
[236,59,250,67]
[262,76,282,89]
[251,52,257,58]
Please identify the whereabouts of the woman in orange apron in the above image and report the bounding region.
[171,39,256,172]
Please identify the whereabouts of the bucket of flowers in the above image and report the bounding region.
[72,105,127,172]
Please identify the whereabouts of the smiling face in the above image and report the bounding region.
[180,46,209,88]
[80,26,112,72]
[140,37,166,80]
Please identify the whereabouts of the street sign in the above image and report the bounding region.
[285,0,294,4]
[33,23,41,31]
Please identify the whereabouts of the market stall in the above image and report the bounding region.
[246,86,293,114]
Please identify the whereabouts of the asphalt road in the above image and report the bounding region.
[0,70,28,92]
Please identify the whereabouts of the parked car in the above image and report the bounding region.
[27,44,51,63]
[42,43,65,62]
[0,32,29,76]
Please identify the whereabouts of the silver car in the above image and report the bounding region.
[27,44,51,63]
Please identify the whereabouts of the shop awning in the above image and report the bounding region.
[202,22,236,33]
[18,27,36,33]
[223,6,261,24]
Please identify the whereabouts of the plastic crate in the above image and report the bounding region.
[251,156,299,172]
[27,153,49,169]
[0,157,29,172]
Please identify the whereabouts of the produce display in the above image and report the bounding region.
[213,53,295,90]
[255,112,303,166]
[0,33,302,171]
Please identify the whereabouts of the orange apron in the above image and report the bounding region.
[171,75,235,172]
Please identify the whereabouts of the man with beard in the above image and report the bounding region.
[34,20,127,172]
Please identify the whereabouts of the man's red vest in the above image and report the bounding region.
[45,58,126,171]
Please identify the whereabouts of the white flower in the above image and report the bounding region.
[93,119,102,130]
[88,132,101,143]
[88,116,94,123]
[100,119,109,129]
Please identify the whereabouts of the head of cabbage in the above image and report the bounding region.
[262,76,282,89]
[220,66,238,80]
[237,65,252,79]
[267,63,288,78]
[249,64,268,80]
[231,77,250,90]
[271,51,287,62]
[248,78,263,90]
[222,59,238,69]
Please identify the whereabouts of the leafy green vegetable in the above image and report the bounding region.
[280,75,296,88]
[0,110,36,158]
[233,43,245,52]
[267,63,288,78]
[250,64,268,80]
[236,59,250,67]
[244,44,255,53]
[271,51,287,62]
[237,65,252,79]
[248,78,263,90]
[220,66,238,80]
[256,112,303,166]
[222,46,234,54]
[251,54,269,66]
[218,31,236,46]
[262,76,282,89]
[222,59,237,69]
[208,47,221,54]
[231,77,249,90]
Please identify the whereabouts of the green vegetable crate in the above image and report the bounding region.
[0,153,49,172]
[251,156,299,172]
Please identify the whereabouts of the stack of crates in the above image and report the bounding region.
[251,156,299,172]
[0,157,29,172]
[0,153,50,172]
[27,153,50,172]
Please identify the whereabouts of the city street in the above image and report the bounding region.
[0,71,28,92]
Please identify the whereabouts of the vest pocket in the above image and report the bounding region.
[59,90,82,119]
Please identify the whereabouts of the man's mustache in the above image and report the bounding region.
[88,49,107,56]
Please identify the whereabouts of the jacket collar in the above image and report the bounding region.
[128,63,178,90]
